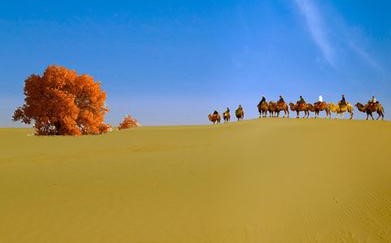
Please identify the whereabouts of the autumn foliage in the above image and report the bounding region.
[13,65,110,135]
[118,115,139,130]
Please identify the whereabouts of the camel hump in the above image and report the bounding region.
[338,101,348,107]
[277,101,285,108]
[298,103,306,109]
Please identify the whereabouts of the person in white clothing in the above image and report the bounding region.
[369,96,377,104]
[318,95,323,102]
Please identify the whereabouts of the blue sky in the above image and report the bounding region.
[1,0,390,126]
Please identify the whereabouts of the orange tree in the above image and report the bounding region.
[13,65,110,135]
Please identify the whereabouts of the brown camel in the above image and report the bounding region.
[306,103,315,118]
[313,101,330,118]
[355,102,384,120]
[223,110,231,122]
[268,101,278,117]
[208,113,221,124]
[257,101,268,118]
[329,102,353,119]
[235,105,244,121]
[289,102,310,118]
[276,101,289,118]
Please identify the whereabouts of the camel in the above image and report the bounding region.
[306,103,315,118]
[223,110,231,122]
[355,102,384,120]
[328,102,353,119]
[276,101,289,118]
[289,102,310,118]
[313,101,330,118]
[235,106,244,121]
[257,101,268,118]
[208,112,221,124]
[268,101,278,117]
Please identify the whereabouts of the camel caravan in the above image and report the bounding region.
[208,105,244,124]
[209,95,385,124]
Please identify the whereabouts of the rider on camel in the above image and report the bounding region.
[297,96,305,104]
[369,96,377,104]
[278,95,285,104]
[368,96,378,108]
[339,95,346,106]
[315,95,323,106]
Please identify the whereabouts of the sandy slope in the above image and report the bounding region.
[0,119,390,242]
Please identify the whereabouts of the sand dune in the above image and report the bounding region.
[0,119,390,242]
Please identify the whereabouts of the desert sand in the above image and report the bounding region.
[0,119,390,242]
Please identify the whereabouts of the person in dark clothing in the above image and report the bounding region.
[339,95,346,105]
[297,96,305,104]
[278,95,285,103]
[213,110,218,115]
[260,96,266,104]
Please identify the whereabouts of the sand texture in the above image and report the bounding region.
[1,119,390,242]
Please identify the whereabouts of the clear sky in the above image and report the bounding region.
[1,0,390,126]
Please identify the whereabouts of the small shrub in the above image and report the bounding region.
[118,115,139,130]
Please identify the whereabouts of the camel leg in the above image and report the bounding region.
[296,111,299,118]
[370,113,374,120]
[377,111,383,120]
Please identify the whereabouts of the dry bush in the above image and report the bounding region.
[118,115,139,130]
